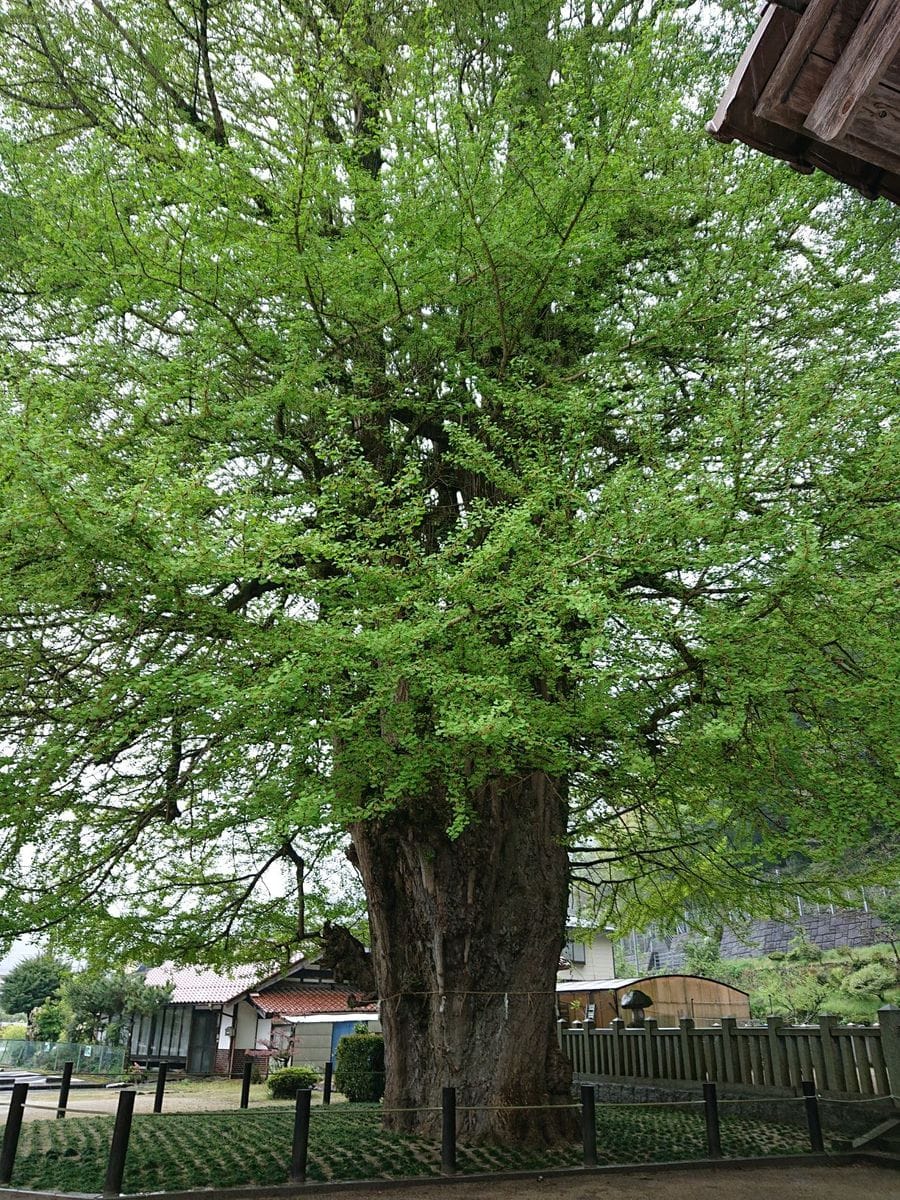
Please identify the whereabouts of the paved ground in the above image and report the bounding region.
[288,1163,897,1200]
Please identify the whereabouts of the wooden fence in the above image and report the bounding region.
[559,1006,900,1100]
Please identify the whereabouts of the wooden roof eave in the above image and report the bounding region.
[709,0,900,206]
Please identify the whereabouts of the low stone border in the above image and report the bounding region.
[576,1075,899,1140]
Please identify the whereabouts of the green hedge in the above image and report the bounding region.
[334,1033,385,1102]
[266,1065,320,1099]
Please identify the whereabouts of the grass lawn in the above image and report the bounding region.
[2,1103,836,1193]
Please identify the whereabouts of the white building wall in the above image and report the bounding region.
[558,933,615,982]
[234,999,261,1050]
[217,1006,235,1050]
[584,935,615,979]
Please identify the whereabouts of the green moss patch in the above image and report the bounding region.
[2,1104,836,1193]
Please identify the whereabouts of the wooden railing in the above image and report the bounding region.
[559,1006,900,1099]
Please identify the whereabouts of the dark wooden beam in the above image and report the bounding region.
[756,0,841,122]
[803,0,900,141]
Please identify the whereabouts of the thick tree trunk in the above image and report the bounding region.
[350,770,577,1146]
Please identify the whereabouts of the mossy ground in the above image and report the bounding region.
[2,1103,837,1193]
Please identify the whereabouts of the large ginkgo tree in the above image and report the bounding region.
[0,0,897,1143]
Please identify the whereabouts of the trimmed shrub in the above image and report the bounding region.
[334,1032,385,1102]
[266,1065,320,1099]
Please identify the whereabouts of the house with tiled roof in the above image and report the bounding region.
[248,982,378,1071]
[129,960,379,1077]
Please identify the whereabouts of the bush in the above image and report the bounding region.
[266,1066,320,1099]
[334,1032,385,1103]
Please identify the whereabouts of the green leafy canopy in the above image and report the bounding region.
[0,0,897,965]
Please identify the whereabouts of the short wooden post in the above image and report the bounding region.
[610,1017,625,1077]
[816,1015,839,1093]
[290,1088,312,1183]
[153,1062,168,1114]
[103,1089,136,1197]
[240,1058,253,1108]
[703,1081,721,1159]
[679,1017,695,1081]
[581,1084,597,1167]
[802,1080,824,1152]
[556,1017,567,1053]
[878,1005,900,1102]
[582,1018,595,1074]
[766,1015,788,1088]
[643,1017,657,1079]
[322,1059,333,1106]
[719,1017,736,1084]
[0,1082,28,1184]
[441,1086,457,1175]
[57,1061,74,1118]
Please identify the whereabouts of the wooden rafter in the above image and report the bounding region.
[709,0,900,205]
[804,0,900,141]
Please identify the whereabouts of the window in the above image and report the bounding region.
[564,940,587,964]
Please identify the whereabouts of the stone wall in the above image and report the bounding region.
[719,911,890,959]
[644,908,890,971]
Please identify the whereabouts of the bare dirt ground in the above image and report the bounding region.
[0,1081,307,1122]
[289,1163,897,1200]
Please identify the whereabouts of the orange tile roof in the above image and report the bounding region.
[142,963,262,1004]
[251,985,376,1018]
[141,957,305,1004]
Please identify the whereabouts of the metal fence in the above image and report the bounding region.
[559,1006,900,1099]
[0,1039,126,1076]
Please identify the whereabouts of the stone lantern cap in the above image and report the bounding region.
[620,989,653,1010]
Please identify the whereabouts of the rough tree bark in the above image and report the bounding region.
[349,769,577,1145]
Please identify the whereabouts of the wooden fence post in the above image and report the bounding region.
[679,1017,695,1081]
[802,1080,824,1152]
[766,1016,788,1088]
[582,1019,595,1074]
[290,1089,312,1183]
[153,1063,168,1114]
[816,1015,839,1093]
[0,1082,28,1184]
[557,1018,567,1052]
[240,1059,253,1108]
[103,1089,136,1197]
[644,1017,657,1079]
[703,1081,721,1159]
[441,1087,457,1175]
[580,1085,597,1167]
[610,1018,625,1077]
[57,1061,74,1119]
[719,1017,736,1084]
[323,1059,333,1106]
[878,1005,900,1102]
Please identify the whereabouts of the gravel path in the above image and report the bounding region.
[288,1163,897,1200]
